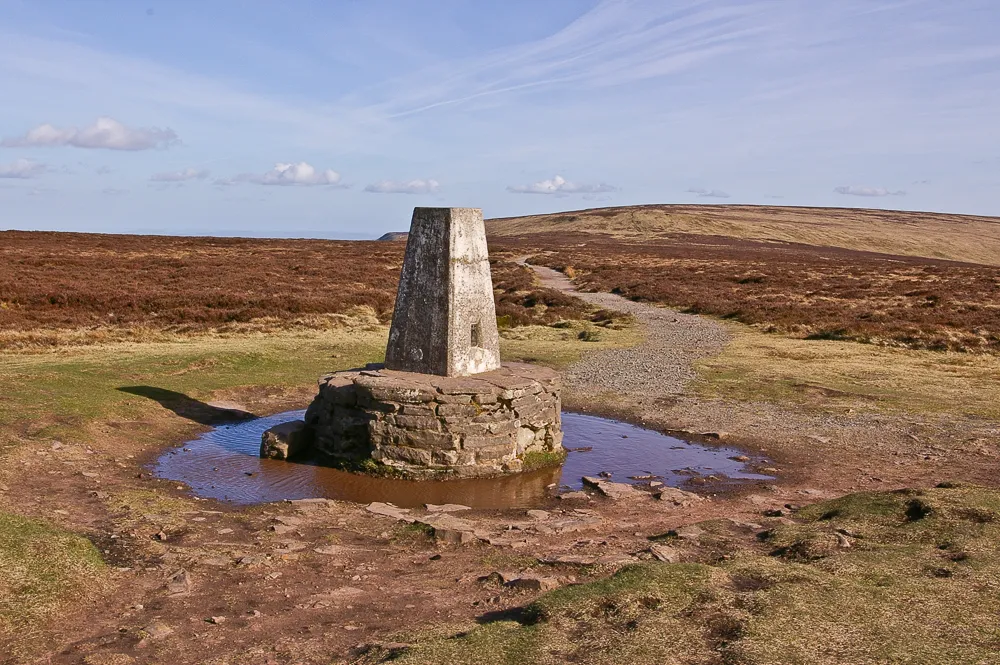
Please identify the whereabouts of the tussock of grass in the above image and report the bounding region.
[367,485,1000,665]
[0,511,106,643]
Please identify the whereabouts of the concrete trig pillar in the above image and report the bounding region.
[385,207,501,377]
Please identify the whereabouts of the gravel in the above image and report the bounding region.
[528,265,730,397]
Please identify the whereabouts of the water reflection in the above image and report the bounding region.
[154,410,772,508]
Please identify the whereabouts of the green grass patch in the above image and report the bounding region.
[0,329,386,446]
[0,511,106,641]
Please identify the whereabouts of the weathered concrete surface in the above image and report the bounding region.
[385,208,500,377]
[260,420,311,460]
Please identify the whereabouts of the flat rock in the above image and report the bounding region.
[595,553,637,566]
[582,476,643,500]
[540,554,599,565]
[164,568,191,595]
[422,514,480,544]
[141,621,174,640]
[649,544,681,562]
[274,516,304,526]
[674,525,706,541]
[366,502,415,523]
[534,516,602,535]
[558,491,591,501]
[526,509,550,521]
[313,544,348,556]
[652,487,704,507]
[425,503,472,513]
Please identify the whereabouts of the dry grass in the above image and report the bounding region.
[694,324,1000,419]
[499,321,642,370]
[363,485,1000,665]
[487,204,1000,266]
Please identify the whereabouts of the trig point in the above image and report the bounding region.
[269,206,564,478]
[385,207,501,377]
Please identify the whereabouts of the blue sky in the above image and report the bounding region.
[1,0,998,238]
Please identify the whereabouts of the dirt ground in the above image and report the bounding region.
[2,267,998,664]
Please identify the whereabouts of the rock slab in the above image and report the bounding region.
[260,420,311,460]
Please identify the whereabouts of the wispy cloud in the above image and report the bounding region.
[1,117,178,151]
[687,187,731,199]
[507,175,617,195]
[0,158,46,179]
[230,162,343,187]
[150,168,209,182]
[101,187,129,196]
[364,178,439,194]
[834,185,906,197]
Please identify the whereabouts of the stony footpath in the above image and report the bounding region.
[525,264,730,397]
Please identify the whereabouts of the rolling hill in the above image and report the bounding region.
[486,204,1000,267]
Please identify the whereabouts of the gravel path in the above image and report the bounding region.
[526,264,731,398]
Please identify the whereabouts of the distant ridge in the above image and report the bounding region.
[485,204,1000,266]
[377,232,408,242]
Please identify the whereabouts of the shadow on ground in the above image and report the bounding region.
[118,386,256,425]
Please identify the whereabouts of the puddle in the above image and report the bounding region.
[154,410,773,508]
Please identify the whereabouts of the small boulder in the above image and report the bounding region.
[260,420,311,460]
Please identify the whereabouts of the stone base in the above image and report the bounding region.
[302,362,563,477]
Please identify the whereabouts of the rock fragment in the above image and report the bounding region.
[649,544,681,562]
[164,568,191,595]
[141,621,173,640]
[582,476,643,500]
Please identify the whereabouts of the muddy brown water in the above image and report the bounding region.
[154,410,773,508]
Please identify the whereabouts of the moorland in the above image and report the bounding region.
[1,204,999,664]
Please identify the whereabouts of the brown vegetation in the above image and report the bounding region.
[487,204,1000,266]
[0,231,598,349]
[493,232,1000,353]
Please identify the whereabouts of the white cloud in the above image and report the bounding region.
[0,158,46,179]
[506,174,617,195]
[1,117,178,151]
[364,178,440,194]
[834,185,906,197]
[236,162,343,186]
[687,187,731,198]
[149,167,209,182]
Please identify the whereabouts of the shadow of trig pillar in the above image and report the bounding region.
[385,207,501,377]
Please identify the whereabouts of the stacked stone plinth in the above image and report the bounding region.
[303,362,562,477]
